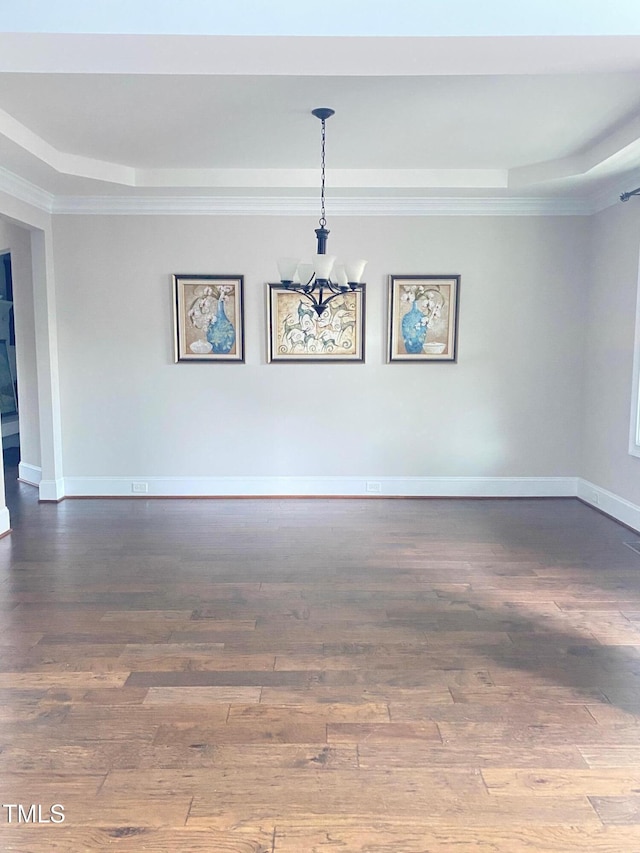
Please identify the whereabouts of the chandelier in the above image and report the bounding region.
[277,108,367,316]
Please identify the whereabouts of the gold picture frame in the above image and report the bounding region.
[267,284,365,363]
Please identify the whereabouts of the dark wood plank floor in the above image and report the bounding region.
[2,473,640,851]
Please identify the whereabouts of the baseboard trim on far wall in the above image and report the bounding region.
[18,462,42,486]
[63,475,578,499]
[40,475,640,532]
[577,479,640,533]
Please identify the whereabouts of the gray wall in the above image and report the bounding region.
[582,202,640,504]
[51,213,587,481]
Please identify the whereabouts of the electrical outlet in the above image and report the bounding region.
[132,482,149,494]
[366,481,382,493]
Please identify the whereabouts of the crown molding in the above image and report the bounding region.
[52,193,591,216]
[0,166,54,212]
[0,163,597,217]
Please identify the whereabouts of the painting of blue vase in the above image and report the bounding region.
[401,300,427,354]
[175,275,244,362]
[207,298,236,354]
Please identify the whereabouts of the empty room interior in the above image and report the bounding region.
[2,4,640,852]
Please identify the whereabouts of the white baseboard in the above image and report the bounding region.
[0,505,10,535]
[16,473,640,532]
[18,462,42,486]
[577,478,640,533]
[39,478,65,502]
[63,475,578,499]
[13,472,640,532]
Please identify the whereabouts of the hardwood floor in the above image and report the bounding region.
[1,476,640,851]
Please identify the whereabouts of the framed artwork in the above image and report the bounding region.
[0,339,17,416]
[267,284,365,362]
[388,275,460,362]
[173,274,244,362]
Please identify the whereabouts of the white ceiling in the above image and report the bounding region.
[1,31,640,212]
[2,73,640,172]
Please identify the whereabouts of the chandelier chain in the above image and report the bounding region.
[319,118,327,228]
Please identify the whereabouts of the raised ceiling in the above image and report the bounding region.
[1,31,640,212]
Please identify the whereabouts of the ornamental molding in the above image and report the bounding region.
[0,166,54,212]
[0,165,630,218]
[52,194,592,216]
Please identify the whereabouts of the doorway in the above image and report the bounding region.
[0,252,20,487]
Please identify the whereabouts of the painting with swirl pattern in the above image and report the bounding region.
[267,284,365,363]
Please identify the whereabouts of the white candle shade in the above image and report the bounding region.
[297,263,315,286]
[313,254,336,281]
[345,259,367,284]
[277,257,300,282]
[333,264,348,287]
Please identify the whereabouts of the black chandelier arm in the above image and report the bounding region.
[323,280,348,295]
[292,286,357,316]
[283,279,357,297]
[620,187,640,202]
